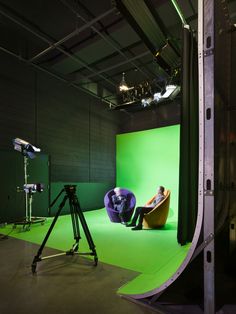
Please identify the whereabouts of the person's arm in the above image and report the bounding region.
[119,196,127,206]
[145,195,156,207]
[145,203,154,208]
[153,194,165,206]
[150,195,165,207]
[111,195,117,204]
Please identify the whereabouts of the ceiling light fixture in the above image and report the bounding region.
[161,84,180,98]
[153,92,162,102]
[116,73,180,109]
[119,72,129,92]
[141,97,152,107]
[146,84,180,106]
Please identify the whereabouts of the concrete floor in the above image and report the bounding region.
[0,236,157,314]
[0,231,235,314]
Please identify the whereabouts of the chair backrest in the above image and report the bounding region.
[143,190,171,229]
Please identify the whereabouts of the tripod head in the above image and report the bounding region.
[64,185,77,196]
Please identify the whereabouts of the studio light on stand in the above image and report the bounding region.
[13,138,46,230]
[13,138,40,159]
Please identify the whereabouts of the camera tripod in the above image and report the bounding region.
[31,185,98,273]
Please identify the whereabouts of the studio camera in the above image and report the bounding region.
[23,183,44,194]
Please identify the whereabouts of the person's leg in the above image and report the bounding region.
[131,207,153,230]
[118,200,127,224]
[126,207,143,227]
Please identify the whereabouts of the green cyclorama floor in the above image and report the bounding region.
[1,208,190,295]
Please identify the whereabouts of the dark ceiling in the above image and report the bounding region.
[0,0,235,112]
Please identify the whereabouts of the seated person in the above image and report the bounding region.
[127,186,165,230]
[111,187,129,225]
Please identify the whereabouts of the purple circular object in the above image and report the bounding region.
[104,188,136,223]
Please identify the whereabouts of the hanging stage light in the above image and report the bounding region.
[161,84,180,99]
[119,72,129,92]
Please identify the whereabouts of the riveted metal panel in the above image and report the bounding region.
[202,1,215,313]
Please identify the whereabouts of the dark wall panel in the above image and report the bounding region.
[28,153,50,217]
[90,106,117,183]
[0,151,49,223]
[119,101,180,134]
[229,31,236,219]
[0,152,25,223]
[0,52,120,188]
[36,73,91,182]
[0,58,36,149]
[50,182,112,215]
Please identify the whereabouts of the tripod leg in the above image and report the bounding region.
[68,197,81,253]
[50,188,65,208]
[73,196,98,266]
[31,195,68,273]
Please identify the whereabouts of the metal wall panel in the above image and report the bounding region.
[202,1,215,312]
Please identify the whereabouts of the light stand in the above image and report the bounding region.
[31,185,98,273]
[24,155,29,222]
[13,138,46,230]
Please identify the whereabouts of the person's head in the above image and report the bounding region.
[114,187,122,195]
[157,186,165,195]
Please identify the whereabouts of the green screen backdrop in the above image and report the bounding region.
[116,125,180,222]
